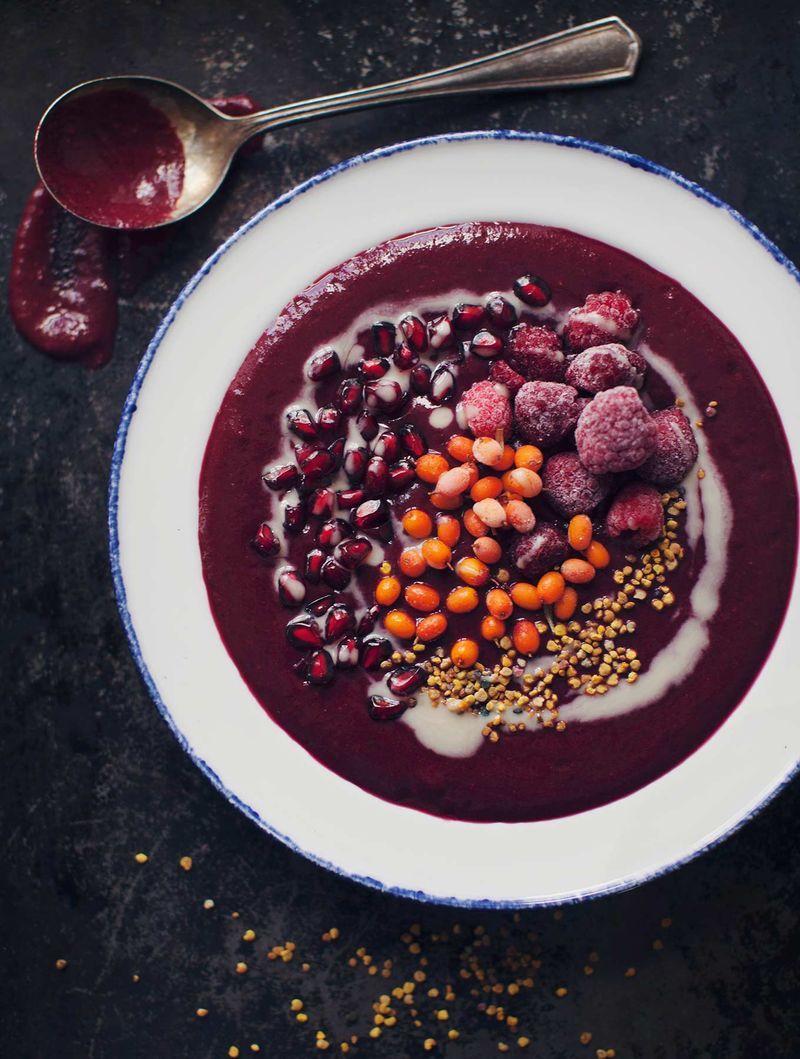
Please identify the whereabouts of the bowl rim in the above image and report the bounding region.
[108,129,800,907]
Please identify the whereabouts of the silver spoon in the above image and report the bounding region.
[34,16,640,230]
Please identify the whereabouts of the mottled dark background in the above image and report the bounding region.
[2,1,799,1056]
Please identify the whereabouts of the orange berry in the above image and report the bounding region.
[470,476,503,502]
[375,576,401,606]
[436,514,461,547]
[472,536,502,564]
[416,452,449,484]
[584,539,611,569]
[514,444,544,472]
[510,582,541,611]
[455,556,490,587]
[502,468,542,498]
[416,612,448,642]
[496,444,516,471]
[486,588,513,620]
[512,619,541,655]
[451,638,480,669]
[404,582,441,613]
[446,585,479,613]
[446,434,475,462]
[430,491,462,511]
[399,547,427,577]
[568,514,593,551]
[472,437,504,467]
[480,615,506,641]
[561,558,596,584]
[505,498,536,533]
[463,508,488,537]
[537,571,566,604]
[421,538,451,569]
[554,586,578,621]
[402,508,433,539]
[463,462,480,488]
[384,609,416,639]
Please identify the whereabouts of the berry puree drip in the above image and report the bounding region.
[199,221,797,822]
[9,94,260,368]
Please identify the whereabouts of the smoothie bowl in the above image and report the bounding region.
[112,133,800,905]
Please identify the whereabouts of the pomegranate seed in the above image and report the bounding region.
[306,593,337,617]
[365,379,406,414]
[328,436,345,470]
[399,314,428,353]
[317,517,352,549]
[353,498,390,529]
[308,487,335,519]
[452,303,486,329]
[427,314,454,351]
[485,292,517,326]
[292,439,316,464]
[389,459,416,493]
[307,648,335,686]
[324,603,356,642]
[470,330,504,358]
[356,605,380,637]
[337,487,366,509]
[365,455,389,497]
[321,557,351,590]
[251,521,280,557]
[335,378,363,415]
[305,548,325,582]
[286,407,319,440]
[316,405,342,432]
[393,343,419,369]
[262,463,300,491]
[448,342,467,366]
[335,536,372,569]
[344,445,368,484]
[387,665,426,696]
[410,363,431,395]
[277,567,306,607]
[285,614,323,650]
[514,273,551,307]
[299,447,336,482]
[306,347,341,381]
[282,500,306,534]
[335,636,359,669]
[359,636,392,670]
[372,430,400,462]
[400,424,427,458]
[367,695,408,721]
[430,364,455,404]
[371,320,396,357]
[356,409,379,442]
[358,356,390,380]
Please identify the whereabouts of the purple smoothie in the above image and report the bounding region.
[199,222,797,822]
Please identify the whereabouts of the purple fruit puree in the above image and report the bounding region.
[199,222,797,822]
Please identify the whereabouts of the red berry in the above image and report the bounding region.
[563,290,639,353]
[637,407,699,484]
[506,323,565,382]
[605,482,665,546]
[457,379,512,438]
[565,343,646,393]
[489,359,526,394]
[575,386,657,473]
[514,381,583,448]
[541,451,611,518]
[508,523,569,581]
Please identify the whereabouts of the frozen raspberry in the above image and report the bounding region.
[565,343,646,393]
[489,358,526,394]
[508,522,570,580]
[563,291,640,353]
[638,406,699,484]
[575,386,657,473]
[605,482,664,547]
[542,451,611,519]
[514,381,583,448]
[506,324,566,381]
[457,379,512,438]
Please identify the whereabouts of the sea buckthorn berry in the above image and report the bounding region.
[568,514,593,551]
[430,490,463,511]
[481,615,506,640]
[375,576,401,606]
[503,468,543,498]
[512,619,541,655]
[416,453,449,484]
[537,571,566,604]
[437,464,473,497]
[451,638,480,669]
[446,434,474,462]
[584,539,611,569]
[436,514,461,547]
[446,586,479,613]
[416,612,448,642]
[486,588,513,620]
[505,499,536,534]
[510,582,541,611]
[399,547,427,577]
[472,437,504,467]
[455,556,491,587]
[561,558,596,584]
[404,582,441,612]
[463,509,488,537]
[472,536,502,564]
[472,498,507,529]
[421,538,452,569]
[514,444,544,472]
[402,508,433,539]
[384,609,416,639]
[470,476,503,502]
[554,586,578,621]
[496,444,516,471]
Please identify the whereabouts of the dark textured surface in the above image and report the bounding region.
[2,1,799,1056]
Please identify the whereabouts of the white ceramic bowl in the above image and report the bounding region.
[110,132,800,907]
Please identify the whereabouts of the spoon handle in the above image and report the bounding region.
[227,16,640,141]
